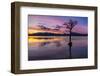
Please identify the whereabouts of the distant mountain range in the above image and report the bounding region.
[29,32,88,36]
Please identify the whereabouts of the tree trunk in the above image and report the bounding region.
[68,29,72,58]
[69,29,71,43]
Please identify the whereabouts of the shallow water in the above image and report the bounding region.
[28,36,88,61]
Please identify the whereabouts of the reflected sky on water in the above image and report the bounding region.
[28,36,88,61]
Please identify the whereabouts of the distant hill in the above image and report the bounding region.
[29,32,87,36]
[68,32,88,36]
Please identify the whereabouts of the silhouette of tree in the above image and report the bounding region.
[63,19,78,59]
[63,19,78,44]
[63,19,77,31]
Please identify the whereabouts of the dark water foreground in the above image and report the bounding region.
[28,36,88,61]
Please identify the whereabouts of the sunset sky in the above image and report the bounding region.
[28,15,88,34]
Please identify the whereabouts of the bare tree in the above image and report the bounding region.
[63,19,78,46]
[63,19,78,58]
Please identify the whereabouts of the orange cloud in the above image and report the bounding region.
[28,27,64,34]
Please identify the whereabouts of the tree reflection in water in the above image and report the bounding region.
[28,36,88,60]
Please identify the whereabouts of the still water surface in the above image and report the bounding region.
[28,36,88,60]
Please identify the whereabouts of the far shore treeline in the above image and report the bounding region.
[28,32,88,36]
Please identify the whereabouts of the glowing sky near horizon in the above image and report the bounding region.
[28,15,88,34]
